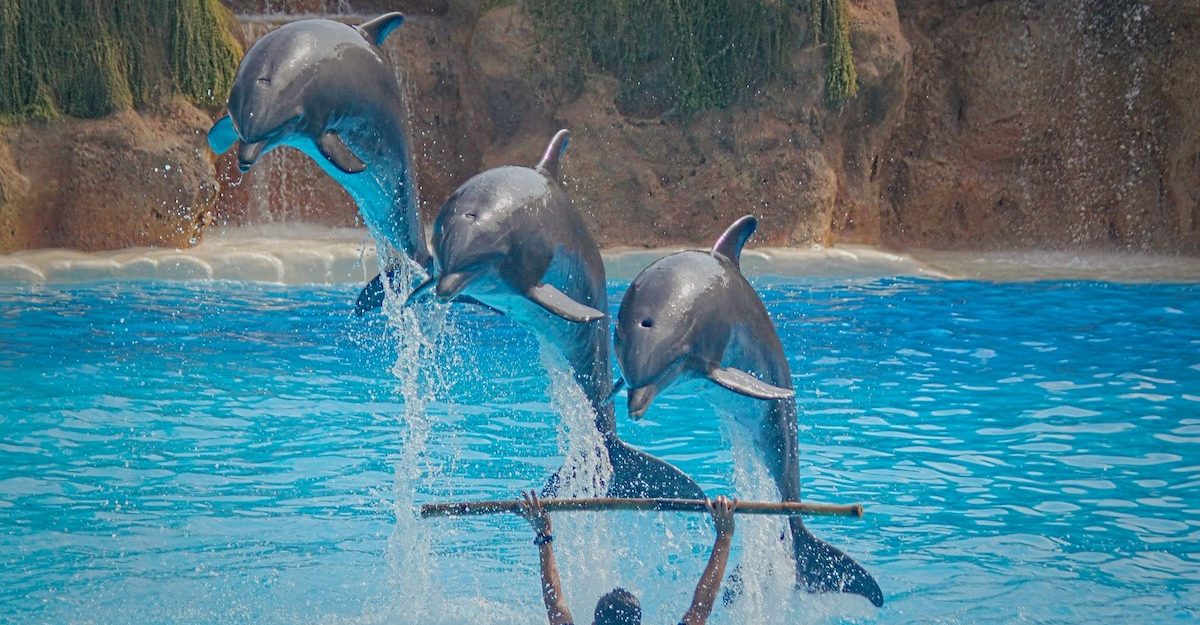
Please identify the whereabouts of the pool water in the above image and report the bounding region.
[1,277,1197,624]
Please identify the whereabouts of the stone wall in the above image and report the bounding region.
[2,0,1198,254]
[212,0,1200,252]
[881,0,1200,252]
[0,99,216,252]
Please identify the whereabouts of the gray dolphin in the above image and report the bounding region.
[206,13,429,307]
[408,129,704,500]
[613,215,884,607]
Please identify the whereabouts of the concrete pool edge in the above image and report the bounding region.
[1,226,1198,284]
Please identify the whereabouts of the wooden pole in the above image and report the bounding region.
[420,497,864,519]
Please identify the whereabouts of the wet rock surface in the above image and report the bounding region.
[0,99,217,252]
[883,0,1200,253]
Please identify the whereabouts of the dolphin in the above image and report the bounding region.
[612,215,884,607]
[206,13,430,306]
[408,129,704,500]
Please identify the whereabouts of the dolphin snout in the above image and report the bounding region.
[435,272,472,301]
[628,386,656,420]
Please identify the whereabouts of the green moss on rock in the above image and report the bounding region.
[524,0,857,117]
[526,0,796,119]
[810,0,858,108]
[0,0,242,124]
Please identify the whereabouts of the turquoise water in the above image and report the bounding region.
[1,278,1197,624]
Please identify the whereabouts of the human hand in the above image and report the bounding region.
[517,489,553,537]
[707,496,736,538]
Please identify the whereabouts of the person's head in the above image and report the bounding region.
[593,587,641,625]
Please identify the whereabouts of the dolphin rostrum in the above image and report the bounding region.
[408,129,704,500]
[206,13,430,306]
[613,215,884,607]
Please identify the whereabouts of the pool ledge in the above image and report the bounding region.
[1,227,1197,284]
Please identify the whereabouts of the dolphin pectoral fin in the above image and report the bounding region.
[208,115,238,154]
[317,132,367,174]
[793,520,884,607]
[453,295,504,315]
[603,377,625,404]
[535,129,570,179]
[411,275,502,314]
[708,367,794,400]
[711,215,758,269]
[354,272,389,316]
[404,275,437,307]
[604,438,706,499]
[526,284,604,323]
[356,266,412,315]
[357,12,405,46]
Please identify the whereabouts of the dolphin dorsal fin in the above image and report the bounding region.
[535,129,570,179]
[711,215,757,269]
[358,12,405,46]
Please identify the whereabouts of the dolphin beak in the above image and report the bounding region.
[238,141,265,172]
[627,386,656,420]
[435,272,473,301]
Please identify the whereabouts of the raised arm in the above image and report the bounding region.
[681,496,737,625]
[518,490,574,625]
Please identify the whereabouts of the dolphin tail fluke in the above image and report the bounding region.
[791,518,884,607]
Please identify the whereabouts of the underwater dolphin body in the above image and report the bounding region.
[408,129,704,499]
[206,13,429,304]
[613,215,884,607]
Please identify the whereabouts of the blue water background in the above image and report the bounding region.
[1,278,1197,624]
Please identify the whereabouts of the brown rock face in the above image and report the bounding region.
[0,99,217,253]
[379,2,908,249]
[6,1,1199,255]
[210,3,907,250]
[882,0,1200,252]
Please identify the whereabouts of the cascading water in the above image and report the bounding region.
[718,412,872,625]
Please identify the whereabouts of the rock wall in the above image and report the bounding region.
[0,99,217,252]
[882,0,1200,252]
[2,0,1198,254]
[214,1,912,248]
[217,0,1198,253]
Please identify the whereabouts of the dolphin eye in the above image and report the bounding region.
[464,212,477,220]
[640,319,654,328]
[257,77,271,86]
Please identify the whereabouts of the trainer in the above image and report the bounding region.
[516,491,737,625]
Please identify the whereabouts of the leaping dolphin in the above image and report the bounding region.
[408,129,704,500]
[613,215,884,607]
[206,13,430,305]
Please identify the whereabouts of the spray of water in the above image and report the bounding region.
[355,287,860,625]
[716,409,874,624]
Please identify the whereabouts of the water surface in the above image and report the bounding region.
[1,278,1196,624]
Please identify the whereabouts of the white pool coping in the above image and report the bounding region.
[0,226,1197,285]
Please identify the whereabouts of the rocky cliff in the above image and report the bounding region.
[2,0,1197,254]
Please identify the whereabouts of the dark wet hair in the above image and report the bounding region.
[594,587,641,625]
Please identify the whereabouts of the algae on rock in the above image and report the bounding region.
[523,0,857,117]
[0,0,242,123]
[810,0,858,107]
[525,0,797,118]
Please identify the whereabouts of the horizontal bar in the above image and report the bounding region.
[420,497,864,519]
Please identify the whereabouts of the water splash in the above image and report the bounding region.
[371,259,472,624]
